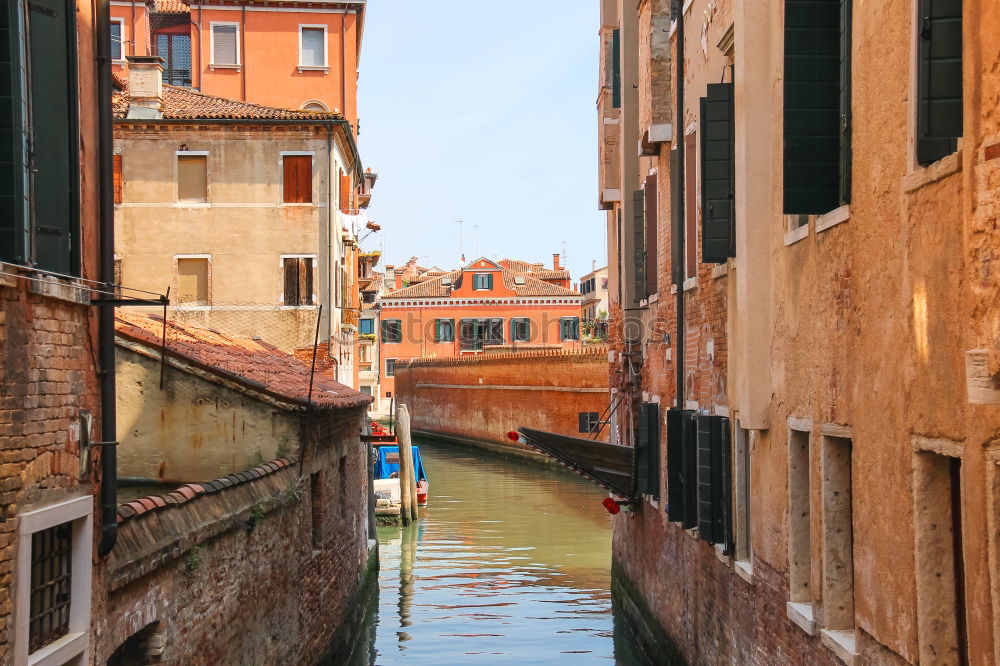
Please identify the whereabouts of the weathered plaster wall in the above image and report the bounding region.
[393,348,611,451]
[115,344,300,482]
[96,406,372,665]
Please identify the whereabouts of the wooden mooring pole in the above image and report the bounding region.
[396,404,419,523]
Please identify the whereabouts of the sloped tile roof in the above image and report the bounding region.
[151,0,190,13]
[500,258,571,282]
[113,80,344,121]
[382,268,580,299]
[115,311,370,409]
[361,271,383,294]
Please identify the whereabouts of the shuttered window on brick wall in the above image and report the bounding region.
[644,174,658,294]
[695,414,733,549]
[783,0,851,214]
[339,170,351,213]
[381,319,402,344]
[578,412,600,434]
[435,318,454,342]
[283,257,313,306]
[632,189,646,303]
[667,408,700,527]
[916,0,961,165]
[511,317,531,342]
[700,83,735,264]
[560,317,580,341]
[113,155,123,204]
[611,29,621,109]
[283,155,312,203]
[636,402,660,499]
[212,24,238,65]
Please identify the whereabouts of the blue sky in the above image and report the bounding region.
[357,1,607,283]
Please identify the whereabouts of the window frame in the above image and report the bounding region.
[359,318,374,335]
[434,318,455,343]
[280,151,315,205]
[511,317,531,342]
[174,254,211,306]
[280,254,316,307]
[472,273,493,290]
[298,24,329,70]
[381,319,402,344]
[175,150,209,205]
[385,358,397,377]
[209,21,241,68]
[14,496,93,666]
[110,17,125,63]
[559,316,580,341]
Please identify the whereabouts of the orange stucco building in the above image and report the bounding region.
[110,0,363,121]
[377,258,585,399]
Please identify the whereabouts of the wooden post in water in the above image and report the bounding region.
[396,404,419,523]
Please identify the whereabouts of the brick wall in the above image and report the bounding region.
[95,405,372,665]
[394,347,611,452]
[0,274,102,665]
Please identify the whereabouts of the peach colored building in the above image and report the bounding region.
[376,258,585,401]
[110,0,364,121]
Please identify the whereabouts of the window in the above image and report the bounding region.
[460,318,502,351]
[631,188,646,302]
[299,26,327,67]
[357,344,370,362]
[385,358,397,377]
[636,403,660,499]
[644,174,658,294]
[110,18,124,61]
[282,155,313,203]
[434,318,454,343]
[381,319,402,344]
[684,131,698,280]
[177,257,209,304]
[787,426,815,632]
[301,101,329,112]
[820,435,856,655]
[155,34,192,86]
[611,28,621,108]
[578,412,600,434]
[359,385,372,396]
[696,414,732,546]
[916,0,962,165]
[0,0,80,274]
[914,448,968,664]
[14,496,93,666]
[700,83,736,263]
[783,0,852,214]
[339,168,351,213]
[511,317,531,342]
[734,426,753,566]
[177,153,207,203]
[359,318,374,335]
[211,22,239,66]
[283,257,313,306]
[113,154,123,204]
[560,317,580,341]
[473,273,493,290]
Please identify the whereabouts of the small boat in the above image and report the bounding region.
[367,423,429,507]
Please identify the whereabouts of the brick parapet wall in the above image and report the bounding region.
[96,405,371,664]
[395,349,611,451]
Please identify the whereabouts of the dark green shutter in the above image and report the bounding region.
[916,0,961,165]
[640,403,660,499]
[839,0,852,205]
[719,417,735,554]
[681,410,698,528]
[783,0,840,215]
[489,318,503,345]
[579,412,589,433]
[709,416,727,544]
[28,0,78,274]
[611,29,621,109]
[666,408,685,522]
[0,2,28,264]
[644,175,658,294]
[700,83,735,264]
[696,415,714,540]
[670,149,684,285]
[632,189,646,302]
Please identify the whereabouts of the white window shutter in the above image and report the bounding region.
[300,28,325,66]
[213,25,238,65]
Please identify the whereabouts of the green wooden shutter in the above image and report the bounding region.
[666,408,685,522]
[632,189,646,302]
[700,83,735,264]
[637,403,651,494]
[641,403,660,499]
[669,149,684,285]
[681,411,698,528]
[719,417,735,554]
[783,0,840,215]
[696,415,714,540]
[839,0,852,205]
[916,0,961,165]
[611,29,621,109]
[28,0,78,274]
[0,2,28,264]
[709,416,727,544]
[644,175,658,294]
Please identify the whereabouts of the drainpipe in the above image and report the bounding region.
[192,1,203,89]
[96,0,118,558]
[326,124,335,355]
[240,6,247,100]
[672,0,686,411]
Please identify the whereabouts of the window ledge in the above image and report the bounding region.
[784,223,810,247]
[711,263,728,279]
[815,204,850,233]
[174,305,212,310]
[786,602,817,636]
[112,59,127,66]
[669,284,678,294]
[209,63,242,71]
[648,292,659,304]
[734,559,753,583]
[297,65,330,73]
[682,276,697,292]
[279,305,318,310]
[280,203,316,207]
[714,543,731,565]
[903,150,962,193]
[174,202,210,208]
[27,631,87,666]
[821,629,858,665]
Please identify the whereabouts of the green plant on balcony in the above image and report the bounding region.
[359,333,376,342]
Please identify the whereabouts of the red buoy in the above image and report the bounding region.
[602,497,621,515]
[506,431,520,442]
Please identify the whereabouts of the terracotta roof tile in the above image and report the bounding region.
[151,0,189,13]
[115,311,370,409]
[382,268,580,300]
[114,81,344,121]
[361,271,383,294]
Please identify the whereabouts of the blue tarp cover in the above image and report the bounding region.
[374,446,427,482]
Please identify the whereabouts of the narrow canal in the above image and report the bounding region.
[341,438,647,665]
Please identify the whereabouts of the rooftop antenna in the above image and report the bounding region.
[561,240,569,267]
[471,224,480,258]
[455,219,464,265]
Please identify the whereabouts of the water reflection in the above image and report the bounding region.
[339,439,648,665]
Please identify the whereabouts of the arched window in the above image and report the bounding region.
[300,100,328,113]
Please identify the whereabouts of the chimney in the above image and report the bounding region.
[126,55,164,119]
[553,253,561,270]
[592,259,597,272]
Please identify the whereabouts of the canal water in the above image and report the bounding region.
[341,438,647,665]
